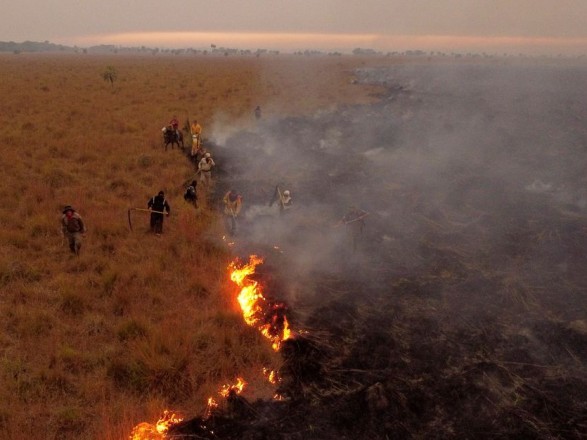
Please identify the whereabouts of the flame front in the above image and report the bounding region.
[229,255,292,351]
[219,376,246,398]
[130,255,292,438]
[205,377,247,419]
[130,410,183,440]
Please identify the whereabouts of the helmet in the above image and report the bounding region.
[283,190,290,196]
[205,153,211,158]
[62,205,74,214]
[158,191,164,196]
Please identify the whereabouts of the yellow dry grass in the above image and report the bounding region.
[0,52,386,439]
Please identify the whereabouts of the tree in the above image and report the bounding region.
[101,66,117,86]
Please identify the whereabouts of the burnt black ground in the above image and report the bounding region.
[176,60,587,439]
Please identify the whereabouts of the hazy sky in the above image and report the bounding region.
[3,0,587,54]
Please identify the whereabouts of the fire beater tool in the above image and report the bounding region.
[127,207,169,231]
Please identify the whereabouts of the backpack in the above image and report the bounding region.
[66,216,82,233]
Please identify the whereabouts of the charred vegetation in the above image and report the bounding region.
[175,61,587,439]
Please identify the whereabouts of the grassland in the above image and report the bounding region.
[0,52,384,439]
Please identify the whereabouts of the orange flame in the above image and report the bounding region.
[129,410,183,440]
[205,397,219,419]
[205,377,247,419]
[263,368,280,385]
[131,256,292,438]
[229,255,292,351]
[219,376,246,398]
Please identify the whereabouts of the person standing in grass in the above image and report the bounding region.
[169,115,180,138]
[190,119,202,158]
[147,191,170,235]
[198,152,215,187]
[184,180,198,208]
[223,189,242,236]
[61,205,87,255]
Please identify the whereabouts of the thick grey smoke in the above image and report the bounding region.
[212,60,587,325]
[206,58,587,438]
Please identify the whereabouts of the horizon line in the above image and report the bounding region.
[58,31,587,56]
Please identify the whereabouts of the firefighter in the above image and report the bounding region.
[61,205,87,255]
[169,116,180,138]
[190,119,202,158]
[183,180,198,208]
[269,186,293,214]
[147,191,170,235]
[223,189,242,236]
[198,152,215,187]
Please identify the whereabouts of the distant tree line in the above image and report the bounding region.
[0,40,73,53]
[2,40,582,59]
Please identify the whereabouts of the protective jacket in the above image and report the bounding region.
[190,122,202,135]
[198,157,215,172]
[62,212,86,234]
[148,194,170,214]
[223,192,242,216]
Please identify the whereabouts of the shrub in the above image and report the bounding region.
[117,319,149,341]
[60,291,86,315]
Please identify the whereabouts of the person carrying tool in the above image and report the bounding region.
[147,191,170,235]
[198,152,215,187]
[223,189,242,236]
[61,205,87,255]
[269,186,293,215]
[183,180,198,208]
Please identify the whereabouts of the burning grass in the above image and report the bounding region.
[162,60,587,439]
[0,53,378,439]
[4,52,586,439]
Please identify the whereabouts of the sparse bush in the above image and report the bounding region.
[101,65,118,86]
[107,357,148,393]
[19,310,54,337]
[50,406,87,437]
[100,269,118,297]
[60,291,85,315]
[0,260,42,286]
[59,345,95,374]
[117,319,149,341]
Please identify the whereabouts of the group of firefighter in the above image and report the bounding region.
[60,114,367,255]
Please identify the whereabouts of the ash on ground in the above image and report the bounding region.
[184,61,587,439]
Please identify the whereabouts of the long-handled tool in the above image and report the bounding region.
[343,212,369,225]
[127,208,169,231]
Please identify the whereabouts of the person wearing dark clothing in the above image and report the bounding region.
[254,105,262,120]
[147,191,170,234]
[61,205,87,255]
[184,180,198,208]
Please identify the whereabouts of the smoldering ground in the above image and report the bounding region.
[189,60,587,439]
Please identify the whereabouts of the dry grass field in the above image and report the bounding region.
[0,52,387,439]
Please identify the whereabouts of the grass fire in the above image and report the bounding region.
[1,51,586,440]
[230,255,293,351]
